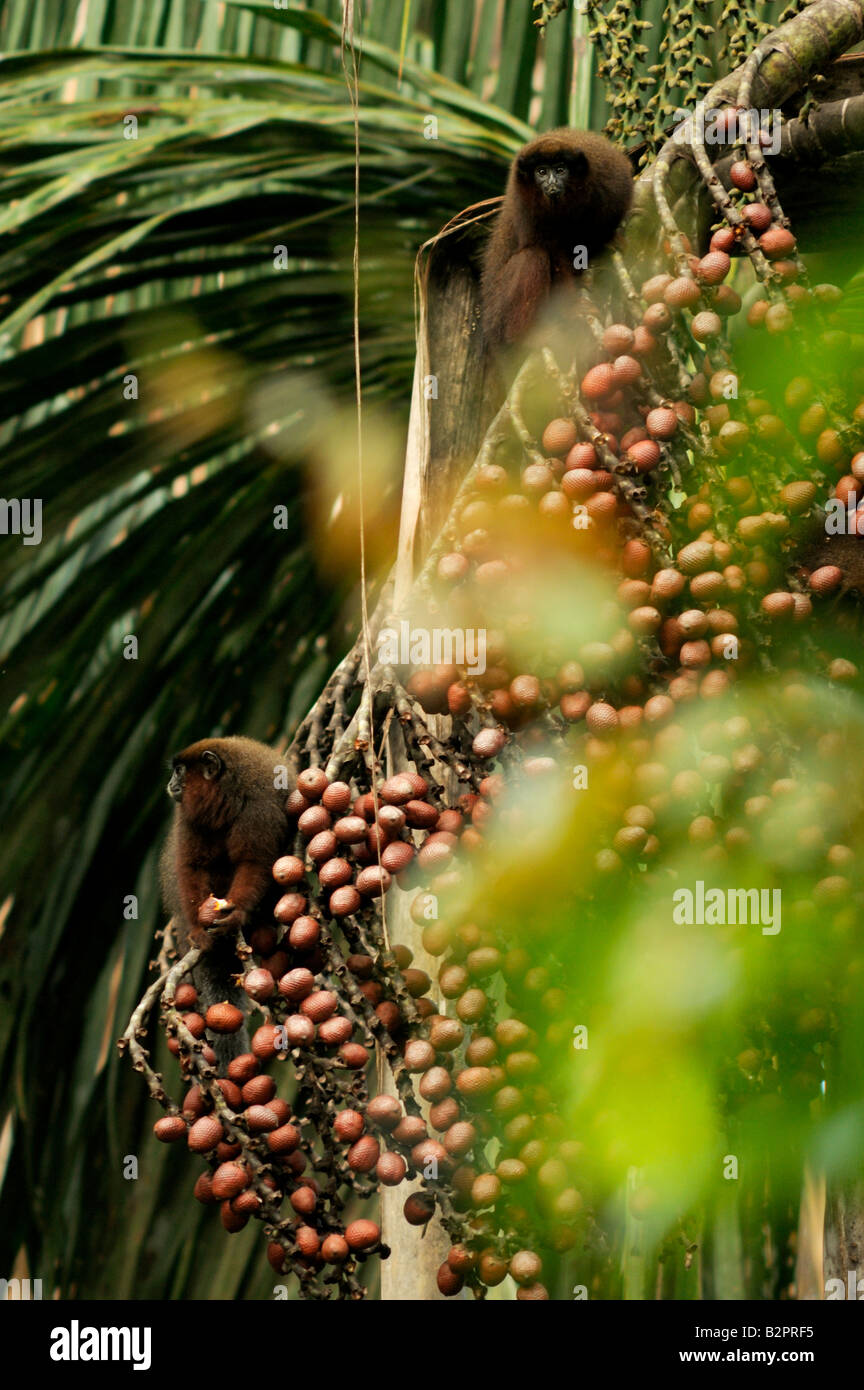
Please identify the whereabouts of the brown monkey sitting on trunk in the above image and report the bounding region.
[162,736,288,946]
[480,129,634,348]
[161,735,290,1065]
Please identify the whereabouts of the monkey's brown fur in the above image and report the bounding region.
[160,736,289,1069]
[161,735,288,952]
[480,129,633,347]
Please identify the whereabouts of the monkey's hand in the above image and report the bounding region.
[197,895,249,936]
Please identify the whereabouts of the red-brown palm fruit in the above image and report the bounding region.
[295,1225,321,1257]
[321,1234,350,1264]
[215,1079,243,1110]
[266,1123,301,1155]
[345,1219,380,1251]
[226,1054,259,1084]
[300,990,338,1022]
[404,1039,436,1073]
[284,1016,315,1046]
[220,1201,248,1234]
[347,1136,381,1173]
[205,1002,244,1034]
[290,1187,317,1217]
[333,1109,366,1143]
[211,1162,250,1201]
[154,1116,186,1143]
[392,1115,427,1146]
[403,1192,436,1226]
[322,780,352,813]
[319,1016,354,1045]
[272,854,306,885]
[377,1152,408,1186]
[447,1245,477,1274]
[232,1189,262,1216]
[436,1261,464,1296]
[241,1074,276,1106]
[244,1104,279,1134]
[478,1249,509,1286]
[251,1024,285,1060]
[366,1095,403,1131]
[187,1116,223,1153]
[193,1172,216,1204]
[429,1098,461,1132]
[509,1250,543,1285]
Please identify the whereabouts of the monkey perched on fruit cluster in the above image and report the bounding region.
[161,736,289,1064]
[480,129,634,348]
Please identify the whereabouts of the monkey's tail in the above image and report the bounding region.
[191,936,250,1074]
[165,921,250,1074]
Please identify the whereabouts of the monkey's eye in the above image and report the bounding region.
[536,165,548,176]
[555,164,567,176]
[201,751,222,780]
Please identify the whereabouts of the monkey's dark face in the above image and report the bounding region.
[168,746,227,826]
[533,160,569,200]
[519,146,588,203]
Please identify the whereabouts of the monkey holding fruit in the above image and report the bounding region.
[480,128,634,348]
[161,735,289,949]
[161,736,290,1061]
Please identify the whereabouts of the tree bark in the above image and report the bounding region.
[379,232,497,1299]
[824,1180,864,1296]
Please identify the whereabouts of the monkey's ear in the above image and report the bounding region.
[201,750,223,780]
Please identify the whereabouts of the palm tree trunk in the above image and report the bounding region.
[378,236,498,1299]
